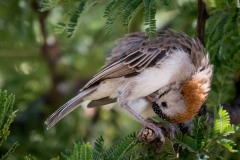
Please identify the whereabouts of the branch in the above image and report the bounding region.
[196,0,208,46]
[31,1,62,105]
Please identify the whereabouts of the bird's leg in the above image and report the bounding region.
[119,100,165,142]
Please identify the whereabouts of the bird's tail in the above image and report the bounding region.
[45,86,97,129]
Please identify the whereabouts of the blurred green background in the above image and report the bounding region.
[0,0,239,159]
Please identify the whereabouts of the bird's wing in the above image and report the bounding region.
[81,33,168,90]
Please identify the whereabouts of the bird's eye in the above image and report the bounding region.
[199,66,205,72]
[161,102,167,107]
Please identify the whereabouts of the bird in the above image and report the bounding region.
[45,29,213,142]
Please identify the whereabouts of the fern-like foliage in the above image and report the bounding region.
[41,0,171,37]
[24,154,38,160]
[60,133,139,160]
[173,107,238,159]
[54,108,237,159]
[102,133,137,159]
[103,0,144,33]
[213,107,237,152]
[62,139,92,160]
[92,136,105,160]
[0,90,18,160]
[54,0,87,37]
[157,138,177,159]
[24,155,60,160]
[174,132,198,153]
[206,1,240,105]
[122,0,143,26]
[103,0,120,32]
[143,0,157,38]
[66,0,87,37]
[41,0,89,37]
[103,0,157,37]
[40,0,78,12]
[214,107,235,136]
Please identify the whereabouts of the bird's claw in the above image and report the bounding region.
[138,123,165,143]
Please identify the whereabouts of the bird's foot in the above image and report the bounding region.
[138,122,165,143]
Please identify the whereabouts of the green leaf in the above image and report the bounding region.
[92,136,105,160]
[103,133,137,159]
[162,0,170,6]
[62,139,93,160]
[1,142,19,160]
[158,138,177,159]
[121,0,143,25]
[24,154,38,160]
[0,110,17,146]
[143,0,156,38]
[214,107,235,136]
[174,132,198,153]
[0,90,18,159]
[66,0,87,37]
[50,157,60,160]
[40,0,78,12]
[104,0,124,32]
[219,139,238,153]
[0,90,17,146]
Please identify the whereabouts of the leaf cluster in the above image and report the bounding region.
[23,108,237,160]
[41,0,89,37]
[41,0,172,38]
[0,90,18,160]
[104,0,159,37]
[35,133,138,160]
[56,108,238,160]
[205,0,240,105]
[173,107,238,159]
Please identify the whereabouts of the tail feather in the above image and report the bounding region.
[45,86,97,129]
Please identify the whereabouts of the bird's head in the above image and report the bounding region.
[152,56,213,123]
